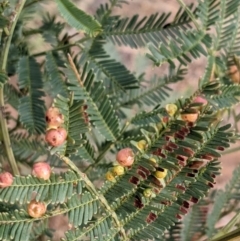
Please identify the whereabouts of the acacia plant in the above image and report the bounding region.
[1,0,240,240]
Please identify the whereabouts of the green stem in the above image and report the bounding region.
[56,154,127,240]
[0,0,26,175]
[32,37,90,57]
[176,0,201,31]
[210,227,240,241]
[211,213,240,240]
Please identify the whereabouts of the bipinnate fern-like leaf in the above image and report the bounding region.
[201,82,240,109]
[68,62,120,141]
[63,215,118,241]
[212,0,240,51]
[196,0,220,28]
[29,220,51,241]
[131,107,168,126]
[4,83,20,110]
[75,134,96,163]
[0,210,33,241]
[39,14,65,45]
[206,165,240,238]
[55,0,102,36]
[180,199,208,241]
[147,30,211,67]
[0,190,103,241]
[117,66,187,111]
[48,94,89,156]
[164,221,182,241]
[17,56,46,134]
[0,171,83,204]
[101,5,196,49]
[96,1,128,24]
[82,39,139,91]
[45,52,69,99]
[100,90,237,240]
[10,133,46,163]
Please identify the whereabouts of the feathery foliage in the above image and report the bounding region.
[1,0,240,240]
[17,56,46,134]
[55,0,102,36]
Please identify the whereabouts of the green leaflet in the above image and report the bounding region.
[147,30,211,67]
[0,171,83,204]
[68,63,120,141]
[206,165,240,238]
[55,0,102,36]
[0,192,100,241]
[45,52,69,99]
[17,56,46,134]
[101,5,196,49]
[84,39,139,91]
[63,215,117,241]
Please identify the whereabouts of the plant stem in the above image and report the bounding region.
[210,227,240,241]
[176,0,201,31]
[32,37,90,57]
[57,154,127,240]
[211,213,240,240]
[0,0,26,175]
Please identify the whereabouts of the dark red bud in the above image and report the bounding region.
[129,176,140,185]
[137,166,151,176]
[183,201,190,208]
[176,214,182,220]
[180,207,188,214]
[146,212,157,224]
[174,133,185,140]
[190,197,199,203]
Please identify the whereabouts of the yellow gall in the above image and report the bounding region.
[149,158,157,164]
[143,188,153,198]
[137,140,147,150]
[112,165,125,176]
[105,171,116,182]
[154,168,168,179]
[165,104,178,116]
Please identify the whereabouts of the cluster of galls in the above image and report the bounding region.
[0,162,52,218]
[106,143,168,202]
[45,107,67,147]
[105,148,134,182]
[29,162,52,218]
[164,96,208,125]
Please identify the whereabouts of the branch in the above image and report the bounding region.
[210,227,240,241]
[0,0,27,175]
[56,154,127,240]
